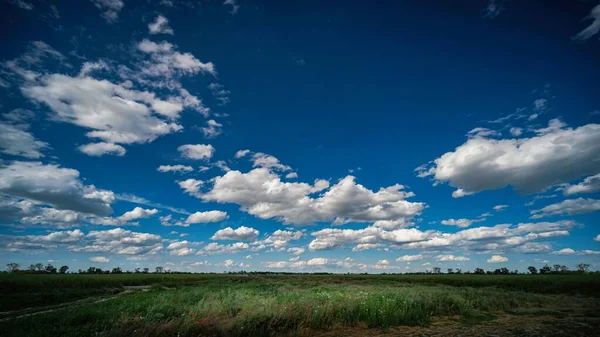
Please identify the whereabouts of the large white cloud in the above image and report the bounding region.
[0,161,114,216]
[75,228,163,255]
[417,120,600,195]
[78,142,126,157]
[573,4,600,41]
[185,210,228,224]
[22,74,184,145]
[211,226,259,241]
[192,168,424,226]
[178,144,215,160]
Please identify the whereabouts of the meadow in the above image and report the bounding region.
[1,273,599,336]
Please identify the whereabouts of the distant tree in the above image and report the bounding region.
[59,265,69,274]
[142,268,149,274]
[552,264,561,272]
[455,268,462,274]
[134,268,140,274]
[45,264,57,274]
[432,267,441,274]
[474,268,485,274]
[539,265,551,274]
[447,268,454,274]
[527,266,537,274]
[577,263,590,273]
[559,265,569,273]
[87,267,96,274]
[35,263,44,271]
[155,266,164,274]
[111,267,122,274]
[28,264,37,272]
[6,263,19,273]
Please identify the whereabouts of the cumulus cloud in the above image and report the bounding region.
[89,256,110,263]
[198,241,249,255]
[234,149,250,158]
[487,255,508,263]
[0,122,49,158]
[530,198,600,219]
[22,74,184,145]
[178,144,215,160]
[552,248,575,255]
[309,226,431,251]
[211,226,259,241]
[417,120,600,196]
[78,142,126,157]
[440,218,485,228]
[157,165,193,173]
[148,14,174,35]
[201,120,223,138]
[192,168,424,226]
[118,207,158,222]
[178,179,203,197]
[287,247,305,255]
[573,4,600,41]
[436,254,469,262]
[451,188,473,198]
[208,83,230,105]
[595,235,600,242]
[0,161,114,216]
[185,210,228,224]
[563,173,600,196]
[137,39,216,77]
[396,254,423,262]
[76,228,163,255]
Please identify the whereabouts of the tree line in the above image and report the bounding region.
[3,262,595,275]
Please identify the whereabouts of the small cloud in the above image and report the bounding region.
[148,14,174,35]
[487,255,508,263]
[573,4,600,41]
[482,0,504,19]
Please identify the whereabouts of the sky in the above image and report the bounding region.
[0,0,599,274]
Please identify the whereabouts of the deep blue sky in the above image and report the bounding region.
[0,0,599,273]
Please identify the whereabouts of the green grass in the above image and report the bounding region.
[1,273,599,311]
[1,274,598,337]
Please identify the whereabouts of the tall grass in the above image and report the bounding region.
[0,279,564,337]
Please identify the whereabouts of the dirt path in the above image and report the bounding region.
[0,285,151,322]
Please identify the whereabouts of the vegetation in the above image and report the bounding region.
[0,273,599,336]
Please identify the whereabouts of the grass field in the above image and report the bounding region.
[1,274,599,336]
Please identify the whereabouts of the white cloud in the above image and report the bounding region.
[22,74,184,145]
[137,39,216,77]
[211,226,259,241]
[198,242,249,255]
[178,144,215,160]
[436,254,469,262]
[563,173,600,196]
[208,83,230,105]
[148,15,174,35]
[77,228,163,255]
[493,205,508,211]
[78,142,126,157]
[6,0,34,10]
[287,247,305,255]
[0,122,49,158]
[573,4,600,41]
[452,188,473,198]
[487,255,508,263]
[89,256,110,263]
[533,98,547,112]
[595,235,600,242]
[552,248,575,255]
[440,218,484,228]
[285,172,298,179]
[91,0,124,23]
[0,161,114,216]
[178,179,203,197]
[530,198,600,219]
[234,149,250,158]
[194,168,424,226]
[309,226,430,251]
[396,254,423,262]
[118,207,158,222]
[185,210,228,224]
[201,120,223,138]
[417,120,600,195]
[157,165,193,173]
[251,152,292,172]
